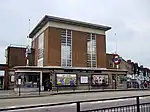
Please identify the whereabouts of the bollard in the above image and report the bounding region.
[18,85,21,96]
[76,102,80,112]
[88,83,90,91]
[39,84,41,95]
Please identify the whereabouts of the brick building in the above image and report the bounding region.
[5,15,127,90]
[3,45,27,89]
[29,15,111,67]
[106,53,132,74]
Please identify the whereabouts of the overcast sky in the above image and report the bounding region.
[0,0,150,67]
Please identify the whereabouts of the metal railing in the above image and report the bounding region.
[0,95,150,112]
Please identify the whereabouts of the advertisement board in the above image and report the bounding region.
[92,74,109,86]
[80,76,88,84]
[56,74,76,86]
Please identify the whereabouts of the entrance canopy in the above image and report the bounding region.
[13,66,128,73]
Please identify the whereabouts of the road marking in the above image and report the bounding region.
[82,98,136,104]
[1,97,150,111]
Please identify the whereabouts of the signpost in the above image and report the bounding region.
[112,54,121,89]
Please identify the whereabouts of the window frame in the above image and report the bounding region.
[87,33,97,68]
[61,29,72,67]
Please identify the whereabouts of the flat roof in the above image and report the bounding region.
[29,15,111,38]
[13,66,127,72]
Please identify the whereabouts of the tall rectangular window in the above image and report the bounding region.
[37,33,44,66]
[87,33,97,67]
[61,29,72,67]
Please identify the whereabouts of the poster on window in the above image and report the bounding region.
[80,76,88,84]
[92,74,109,86]
[56,74,77,86]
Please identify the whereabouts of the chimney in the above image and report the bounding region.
[140,65,143,68]
[127,60,131,64]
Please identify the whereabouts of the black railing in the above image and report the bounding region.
[0,95,150,112]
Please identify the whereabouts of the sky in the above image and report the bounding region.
[0,0,150,67]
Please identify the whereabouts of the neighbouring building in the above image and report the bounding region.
[5,15,128,90]
[106,53,133,88]
[0,69,5,89]
[2,45,27,89]
[0,64,8,89]
[106,53,132,74]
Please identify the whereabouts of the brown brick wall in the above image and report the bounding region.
[43,27,49,66]
[32,27,107,68]
[106,54,114,69]
[28,48,35,66]
[32,37,38,66]
[47,27,61,66]
[7,47,26,67]
[96,34,106,68]
[72,31,87,67]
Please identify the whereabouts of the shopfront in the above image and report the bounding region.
[0,76,4,89]
[11,66,127,91]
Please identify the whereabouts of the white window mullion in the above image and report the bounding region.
[71,30,72,67]
[37,33,44,67]
[87,33,97,68]
[91,34,92,67]
[95,34,97,68]
[66,29,67,66]
[91,34,93,68]
[61,29,72,67]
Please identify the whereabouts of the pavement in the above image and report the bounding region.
[0,88,150,99]
[0,90,150,111]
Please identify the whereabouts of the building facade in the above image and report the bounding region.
[2,46,27,89]
[5,46,27,67]
[30,15,111,68]
[5,16,128,90]
[106,53,132,74]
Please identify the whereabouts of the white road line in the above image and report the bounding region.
[82,98,136,104]
[2,103,76,111]
[2,97,150,111]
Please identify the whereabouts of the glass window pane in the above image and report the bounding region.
[87,54,91,60]
[61,29,66,36]
[38,49,43,59]
[61,40,66,43]
[87,61,91,67]
[67,59,71,64]
[61,59,66,66]
[92,61,96,67]
[92,56,96,60]
[67,30,71,36]
[67,39,71,43]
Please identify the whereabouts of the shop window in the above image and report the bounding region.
[118,75,126,84]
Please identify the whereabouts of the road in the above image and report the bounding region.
[0,91,150,112]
